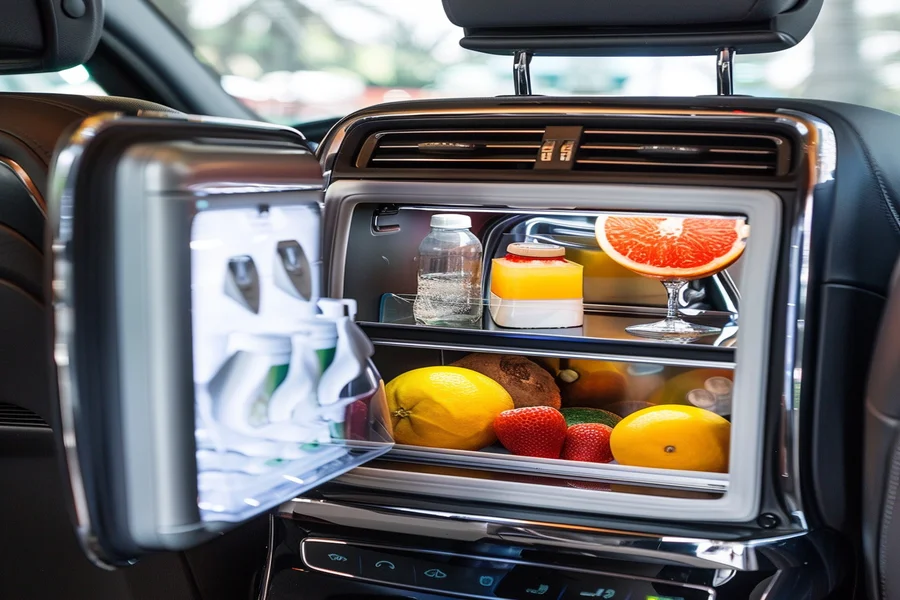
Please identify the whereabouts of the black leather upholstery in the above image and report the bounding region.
[442,0,801,27]
[866,260,900,600]
[0,93,270,600]
[0,0,103,74]
[443,0,822,55]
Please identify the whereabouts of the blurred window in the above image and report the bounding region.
[149,0,899,124]
[0,66,106,96]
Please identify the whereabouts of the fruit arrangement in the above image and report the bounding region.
[384,356,732,473]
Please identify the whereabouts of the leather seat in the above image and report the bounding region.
[0,93,222,599]
[865,259,900,600]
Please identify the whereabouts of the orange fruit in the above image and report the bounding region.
[646,368,733,406]
[385,366,514,451]
[537,358,628,409]
[594,215,750,280]
[609,405,730,473]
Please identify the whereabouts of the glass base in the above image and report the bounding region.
[626,317,721,341]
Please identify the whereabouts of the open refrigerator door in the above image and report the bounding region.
[49,113,393,567]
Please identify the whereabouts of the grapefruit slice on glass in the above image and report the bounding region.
[595,214,749,340]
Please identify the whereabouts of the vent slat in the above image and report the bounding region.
[575,128,790,177]
[359,129,545,170]
[576,159,772,170]
[0,403,48,428]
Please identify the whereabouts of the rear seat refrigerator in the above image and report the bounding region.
[46,110,791,583]
[321,180,777,522]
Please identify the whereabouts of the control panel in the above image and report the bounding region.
[300,538,713,600]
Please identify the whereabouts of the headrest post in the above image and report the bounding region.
[513,50,533,95]
[716,47,736,95]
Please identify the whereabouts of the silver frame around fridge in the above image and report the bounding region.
[316,105,837,531]
[323,179,779,522]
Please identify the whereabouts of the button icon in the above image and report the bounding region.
[375,560,395,570]
[424,568,448,579]
[479,575,495,587]
[579,589,616,599]
[327,553,348,562]
[526,584,551,595]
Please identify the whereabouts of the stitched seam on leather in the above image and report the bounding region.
[741,0,766,20]
[3,94,93,118]
[842,120,900,236]
[880,435,900,599]
[0,129,54,165]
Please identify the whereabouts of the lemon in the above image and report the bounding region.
[385,366,514,451]
[609,405,730,473]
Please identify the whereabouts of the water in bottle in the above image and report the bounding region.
[413,214,483,326]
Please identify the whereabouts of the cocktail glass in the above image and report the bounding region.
[594,214,749,341]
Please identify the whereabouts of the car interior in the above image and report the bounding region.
[3,0,900,599]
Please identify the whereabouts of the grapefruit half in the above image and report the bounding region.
[594,215,749,280]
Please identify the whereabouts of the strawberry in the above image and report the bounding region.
[493,406,567,458]
[562,423,614,463]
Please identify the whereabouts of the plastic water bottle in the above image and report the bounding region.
[413,214,483,326]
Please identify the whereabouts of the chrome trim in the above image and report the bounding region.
[283,498,819,572]
[380,144,542,150]
[717,47,736,95]
[775,109,837,529]
[258,515,278,600]
[369,339,735,369]
[318,103,835,528]
[375,129,545,135]
[575,159,772,170]
[513,50,533,95]
[49,111,310,568]
[0,157,46,216]
[582,129,785,141]
[299,537,715,599]
[372,157,536,163]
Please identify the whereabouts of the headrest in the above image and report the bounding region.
[442,0,822,56]
[0,0,103,73]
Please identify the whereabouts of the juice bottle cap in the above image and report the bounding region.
[704,376,733,397]
[506,242,566,258]
[686,388,717,409]
[430,214,471,229]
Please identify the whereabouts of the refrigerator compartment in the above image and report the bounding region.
[371,344,734,491]
[324,182,777,522]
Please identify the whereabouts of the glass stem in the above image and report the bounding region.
[662,280,683,321]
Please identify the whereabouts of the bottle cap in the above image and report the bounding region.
[704,376,733,398]
[506,242,565,258]
[430,214,471,229]
[686,388,717,409]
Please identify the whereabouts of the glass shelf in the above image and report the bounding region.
[372,294,737,361]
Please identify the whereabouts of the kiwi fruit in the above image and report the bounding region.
[451,353,562,409]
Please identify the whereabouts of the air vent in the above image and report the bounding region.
[0,403,48,428]
[575,129,791,177]
[358,129,545,170]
